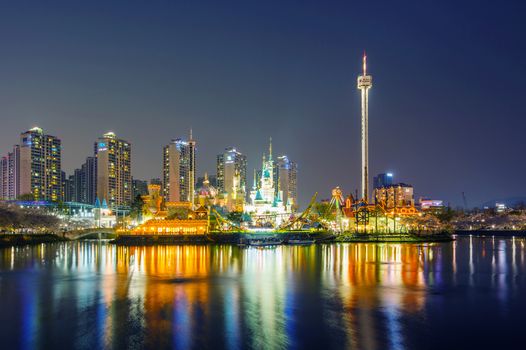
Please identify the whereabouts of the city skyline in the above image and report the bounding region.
[0,1,525,208]
[0,126,301,206]
[1,3,526,349]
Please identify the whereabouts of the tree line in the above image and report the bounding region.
[0,204,59,232]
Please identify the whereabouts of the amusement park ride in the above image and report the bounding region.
[319,53,420,234]
[210,193,323,233]
[127,54,423,237]
[205,53,421,235]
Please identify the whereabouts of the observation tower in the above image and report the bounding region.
[357,52,372,202]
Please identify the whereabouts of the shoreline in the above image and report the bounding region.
[111,231,454,245]
[0,233,68,247]
[0,231,475,247]
[455,230,526,237]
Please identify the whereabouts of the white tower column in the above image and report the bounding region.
[188,129,196,207]
[357,53,372,202]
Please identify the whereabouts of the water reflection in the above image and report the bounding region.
[1,237,525,349]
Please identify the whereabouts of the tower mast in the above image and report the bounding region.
[188,128,196,207]
[357,52,372,202]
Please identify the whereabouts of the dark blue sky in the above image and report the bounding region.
[0,0,525,208]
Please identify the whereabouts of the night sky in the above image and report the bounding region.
[0,0,525,208]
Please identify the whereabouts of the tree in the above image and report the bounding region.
[130,195,145,221]
[401,214,444,234]
[433,206,456,223]
[227,211,243,224]
[0,204,59,232]
[17,193,35,201]
[313,202,336,221]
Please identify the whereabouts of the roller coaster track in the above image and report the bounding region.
[210,207,246,232]
[279,192,318,230]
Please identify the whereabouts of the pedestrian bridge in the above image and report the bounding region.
[64,228,117,240]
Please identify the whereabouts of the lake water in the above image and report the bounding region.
[0,236,525,349]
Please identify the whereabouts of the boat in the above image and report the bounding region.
[287,239,315,245]
[247,239,283,247]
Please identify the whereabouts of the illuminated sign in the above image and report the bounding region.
[421,200,444,208]
[98,142,107,151]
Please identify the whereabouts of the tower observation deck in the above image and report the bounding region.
[357,53,372,202]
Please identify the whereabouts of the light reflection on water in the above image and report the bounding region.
[0,236,525,349]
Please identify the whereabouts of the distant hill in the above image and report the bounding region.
[479,196,526,209]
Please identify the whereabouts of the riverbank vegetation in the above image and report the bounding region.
[0,203,59,233]
[0,233,67,247]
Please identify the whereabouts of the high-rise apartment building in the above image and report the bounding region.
[71,169,84,202]
[19,127,61,201]
[7,146,20,200]
[0,156,7,200]
[70,157,96,204]
[217,147,247,199]
[64,174,74,202]
[95,132,131,208]
[83,156,97,205]
[1,146,23,201]
[150,178,162,186]
[276,155,298,210]
[373,173,393,189]
[132,179,148,199]
[162,134,196,203]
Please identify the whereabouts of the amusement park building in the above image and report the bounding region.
[246,139,293,224]
[374,183,414,209]
[129,184,209,235]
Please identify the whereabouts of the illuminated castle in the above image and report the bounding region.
[245,138,292,224]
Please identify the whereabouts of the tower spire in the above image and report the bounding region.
[269,136,273,160]
[362,50,367,76]
[189,128,193,141]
